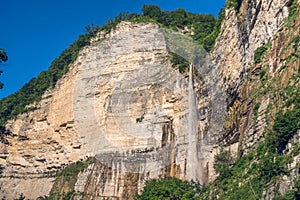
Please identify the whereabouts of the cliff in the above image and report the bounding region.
[0,22,212,199]
[0,0,299,199]
[214,0,299,161]
[204,0,300,198]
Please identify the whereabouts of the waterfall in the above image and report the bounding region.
[188,63,198,181]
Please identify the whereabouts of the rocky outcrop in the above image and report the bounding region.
[212,0,296,147]
[0,22,212,199]
[216,0,299,198]
[0,53,86,199]
[0,0,298,199]
[220,0,299,151]
[213,0,291,98]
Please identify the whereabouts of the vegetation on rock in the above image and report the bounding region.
[38,159,93,200]
[141,4,220,51]
[226,0,243,11]
[169,52,190,74]
[0,34,91,126]
[136,177,201,200]
[140,1,300,199]
[0,4,224,127]
[254,45,268,64]
[213,149,234,180]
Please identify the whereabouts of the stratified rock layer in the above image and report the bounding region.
[0,0,298,198]
[0,22,210,199]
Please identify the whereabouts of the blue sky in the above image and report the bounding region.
[0,0,225,98]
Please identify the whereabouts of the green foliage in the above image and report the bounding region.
[0,49,8,90]
[136,177,201,200]
[200,8,225,51]
[142,4,219,52]
[0,49,8,64]
[0,5,225,126]
[259,69,267,81]
[203,139,286,199]
[254,45,268,63]
[142,5,193,29]
[286,0,299,25]
[58,160,90,179]
[226,0,243,11]
[203,93,299,199]
[253,102,261,117]
[272,107,300,154]
[170,52,190,74]
[40,159,93,200]
[213,149,234,179]
[62,190,76,200]
[142,5,164,21]
[126,15,158,24]
[257,152,286,182]
[296,177,300,199]
[275,190,298,200]
[0,33,91,126]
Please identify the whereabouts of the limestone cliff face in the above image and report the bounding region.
[213,0,291,97]
[210,0,296,150]
[0,0,298,199]
[0,50,86,199]
[0,22,211,199]
[196,0,297,184]
[213,0,299,198]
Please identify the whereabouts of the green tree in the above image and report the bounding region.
[142,4,163,20]
[213,149,234,179]
[0,33,91,126]
[273,108,300,153]
[0,49,8,89]
[0,49,8,63]
[136,177,201,200]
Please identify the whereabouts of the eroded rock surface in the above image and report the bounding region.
[0,22,211,199]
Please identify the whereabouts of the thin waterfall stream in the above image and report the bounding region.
[188,63,198,181]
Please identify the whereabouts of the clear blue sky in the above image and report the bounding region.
[0,0,225,99]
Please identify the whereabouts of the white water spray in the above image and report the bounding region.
[188,63,198,181]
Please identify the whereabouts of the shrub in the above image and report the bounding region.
[254,45,268,63]
[170,52,189,74]
[273,108,300,154]
[226,0,243,11]
[259,69,267,81]
[136,177,201,200]
[0,33,91,126]
[213,149,234,179]
[253,102,261,117]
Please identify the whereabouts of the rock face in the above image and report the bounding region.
[213,0,291,97]
[211,0,296,149]
[0,0,298,199]
[0,22,212,199]
[213,0,300,198]
[71,22,204,198]
[0,51,86,199]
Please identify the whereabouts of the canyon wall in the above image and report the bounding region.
[0,22,211,199]
[0,0,298,199]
